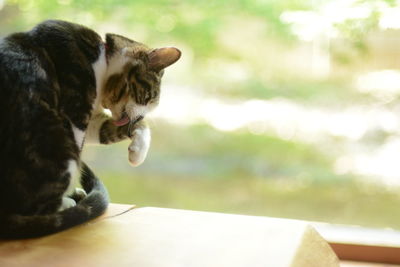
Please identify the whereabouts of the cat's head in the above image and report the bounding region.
[102,34,181,126]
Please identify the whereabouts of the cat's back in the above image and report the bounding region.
[0,31,52,102]
[0,29,63,161]
[1,20,102,113]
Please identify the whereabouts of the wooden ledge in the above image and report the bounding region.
[314,222,400,265]
[0,204,339,267]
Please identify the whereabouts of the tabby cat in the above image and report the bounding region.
[0,20,180,239]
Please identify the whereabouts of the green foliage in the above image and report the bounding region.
[99,171,400,229]
[3,0,299,55]
[333,11,380,55]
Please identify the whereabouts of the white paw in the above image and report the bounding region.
[128,127,151,167]
[59,197,77,211]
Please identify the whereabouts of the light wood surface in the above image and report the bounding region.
[341,261,400,267]
[0,204,339,267]
[313,223,400,265]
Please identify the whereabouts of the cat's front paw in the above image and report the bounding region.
[70,188,87,203]
[58,197,77,211]
[128,127,151,167]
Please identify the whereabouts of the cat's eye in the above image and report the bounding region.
[113,83,127,102]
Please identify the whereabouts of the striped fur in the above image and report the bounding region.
[0,20,180,239]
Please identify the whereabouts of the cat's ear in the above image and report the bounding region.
[148,47,181,72]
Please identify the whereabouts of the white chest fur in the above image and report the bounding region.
[92,44,107,110]
[71,124,85,148]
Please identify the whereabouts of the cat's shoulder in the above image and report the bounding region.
[32,20,101,40]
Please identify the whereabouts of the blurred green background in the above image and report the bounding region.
[2,0,400,229]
